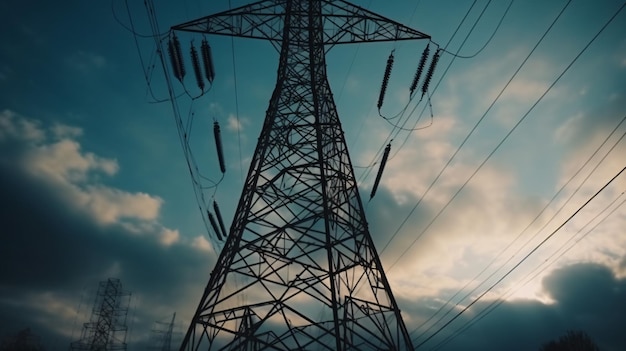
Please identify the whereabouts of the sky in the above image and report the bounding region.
[0,0,625,350]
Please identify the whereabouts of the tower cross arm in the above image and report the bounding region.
[324,0,430,44]
[171,0,285,41]
[171,0,430,44]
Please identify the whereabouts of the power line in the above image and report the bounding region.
[430,190,626,350]
[357,0,479,184]
[410,114,626,341]
[414,165,626,349]
[379,0,573,260]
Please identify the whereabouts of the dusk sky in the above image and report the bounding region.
[1,0,625,350]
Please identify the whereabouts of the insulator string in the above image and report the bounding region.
[207,211,223,241]
[201,38,216,83]
[421,49,441,98]
[213,121,226,173]
[213,200,228,239]
[170,33,185,81]
[370,142,392,199]
[167,34,184,82]
[190,42,205,91]
[410,44,430,97]
[377,50,395,110]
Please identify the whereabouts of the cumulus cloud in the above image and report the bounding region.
[0,110,216,348]
[0,110,45,142]
[399,263,626,351]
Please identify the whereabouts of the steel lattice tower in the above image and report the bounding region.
[70,278,130,351]
[172,1,429,350]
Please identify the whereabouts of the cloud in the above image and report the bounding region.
[0,110,45,142]
[51,123,83,139]
[227,113,248,132]
[0,110,216,348]
[402,262,626,351]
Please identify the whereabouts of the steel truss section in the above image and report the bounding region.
[174,1,429,350]
[70,278,130,351]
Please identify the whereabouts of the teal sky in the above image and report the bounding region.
[1,0,625,350]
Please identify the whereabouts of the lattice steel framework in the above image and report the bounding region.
[70,278,130,351]
[172,1,429,350]
[150,313,178,351]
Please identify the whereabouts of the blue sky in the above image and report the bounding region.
[1,0,625,350]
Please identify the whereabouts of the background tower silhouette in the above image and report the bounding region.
[170,1,429,349]
[70,278,130,351]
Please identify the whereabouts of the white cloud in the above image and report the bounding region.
[25,139,119,183]
[227,113,245,131]
[191,235,213,252]
[160,228,181,246]
[0,110,184,247]
[77,186,162,225]
[51,123,83,139]
[0,109,45,142]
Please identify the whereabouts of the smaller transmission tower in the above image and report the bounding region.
[149,313,177,351]
[70,278,131,351]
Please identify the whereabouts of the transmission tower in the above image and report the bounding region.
[70,278,131,351]
[169,1,430,350]
[150,313,178,351]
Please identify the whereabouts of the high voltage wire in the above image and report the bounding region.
[379,0,573,262]
[228,0,245,184]
[356,0,480,182]
[409,2,626,345]
[359,0,514,186]
[410,114,626,342]
[413,165,626,349]
[411,118,626,345]
[430,193,626,351]
[141,0,225,248]
[430,187,626,350]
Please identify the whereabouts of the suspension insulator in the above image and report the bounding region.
[213,121,226,173]
[410,44,430,96]
[207,211,223,241]
[168,33,185,82]
[201,39,215,83]
[377,51,395,110]
[190,43,205,91]
[213,200,228,238]
[421,49,441,98]
[370,143,391,199]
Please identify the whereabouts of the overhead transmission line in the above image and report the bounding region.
[430,190,626,351]
[390,0,624,288]
[360,0,514,193]
[379,0,572,263]
[413,165,626,349]
[405,1,626,346]
[410,113,626,343]
[356,0,481,183]
[141,0,227,248]
[429,123,626,349]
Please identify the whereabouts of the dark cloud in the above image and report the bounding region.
[400,262,626,351]
[0,119,214,348]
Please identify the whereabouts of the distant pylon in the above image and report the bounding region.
[70,278,131,351]
[170,1,430,350]
[150,313,177,351]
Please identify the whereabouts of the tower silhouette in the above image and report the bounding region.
[70,278,130,351]
[172,1,429,349]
